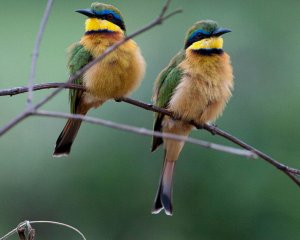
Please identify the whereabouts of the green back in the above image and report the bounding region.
[68,43,93,113]
[154,51,185,108]
[151,51,185,151]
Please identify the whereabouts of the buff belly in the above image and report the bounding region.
[80,35,145,108]
[162,52,233,162]
[168,52,233,125]
[84,50,144,101]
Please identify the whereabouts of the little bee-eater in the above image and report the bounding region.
[53,2,146,156]
[151,20,233,215]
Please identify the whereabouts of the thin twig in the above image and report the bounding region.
[0,82,257,157]
[33,0,182,111]
[0,0,182,137]
[27,0,54,106]
[0,220,86,240]
[34,110,255,158]
[200,125,300,186]
[0,0,299,188]
[0,111,32,137]
[29,1,183,111]
[1,81,300,184]
[0,83,84,96]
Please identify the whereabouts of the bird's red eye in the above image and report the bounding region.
[107,14,113,21]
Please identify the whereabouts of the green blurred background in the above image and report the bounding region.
[1,0,300,239]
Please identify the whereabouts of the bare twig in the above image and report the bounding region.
[27,0,54,106]
[0,0,299,190]
[33,0,181,111]
[0,82,256,157]
[0,83,84,96]
[34,110,255,158]
[1,81,300,185]
[0,111,32,137]
[0,0,182,137]
[0,82,257,158]
[0,220,86,240]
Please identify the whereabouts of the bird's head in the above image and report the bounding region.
[76,2,126,35]
[184,20,231,53]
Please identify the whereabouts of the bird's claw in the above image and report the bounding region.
[191,121,204,129]
[209,123,218,135]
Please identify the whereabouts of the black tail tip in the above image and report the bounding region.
[53,144,71,157]
[151,193,173,216]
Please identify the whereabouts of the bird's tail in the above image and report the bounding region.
[151,120,192,215]
[53,111,87,157]
[152,158,176,216]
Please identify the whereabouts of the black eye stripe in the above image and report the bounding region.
[185,33,209,49]
[97,14,126,31]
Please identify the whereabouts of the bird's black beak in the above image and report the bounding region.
[76,9,96,18]
[213,28,232,36]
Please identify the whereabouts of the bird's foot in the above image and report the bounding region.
[208,123,218,135]
[191,121,204,129]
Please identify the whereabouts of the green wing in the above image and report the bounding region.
[68,43,93,114]
[151,50,185,151]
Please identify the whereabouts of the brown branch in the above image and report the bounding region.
[0,82,256,157]
[0,0,182,137]
[0,0,299,189]
[119,99,300,187]
[1,82,300,187]
[32,1,182,111]
[118,97,300,178]
[0,83,84,97]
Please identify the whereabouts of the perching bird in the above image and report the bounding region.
[53,2,145,156]
[151,20,233,215]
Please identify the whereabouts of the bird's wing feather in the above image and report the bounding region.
[68,43,93,114]
[151,51,185,151]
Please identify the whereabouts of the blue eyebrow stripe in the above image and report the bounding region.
[94,9,122,20]
[189,29,210,39]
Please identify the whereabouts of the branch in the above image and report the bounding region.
[27,0,54,106]
[1,0,299,188]
[117,97,300,178]
[33,0,181,111]
[119,99,300,187]
[0,220,86,240]
[34,110,255,158]
[0,83,84,97]
[1,82,300,187]
[0,0,182,136]
[0,82,255,157]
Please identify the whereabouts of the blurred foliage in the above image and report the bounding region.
[1,0,300,239]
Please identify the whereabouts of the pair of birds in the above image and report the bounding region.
[53,2,234,216]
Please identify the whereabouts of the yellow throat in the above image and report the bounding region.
[85,18,123,33]
[188,37,223,50]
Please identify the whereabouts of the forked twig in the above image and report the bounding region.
[0,0,182,136]
[1,82,300,187]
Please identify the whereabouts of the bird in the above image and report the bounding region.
[53,2,146,156]
[151,20,234,216]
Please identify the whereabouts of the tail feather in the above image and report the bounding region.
[151,114,164,152]
[152,160,175,216]
[53,118,84,157]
